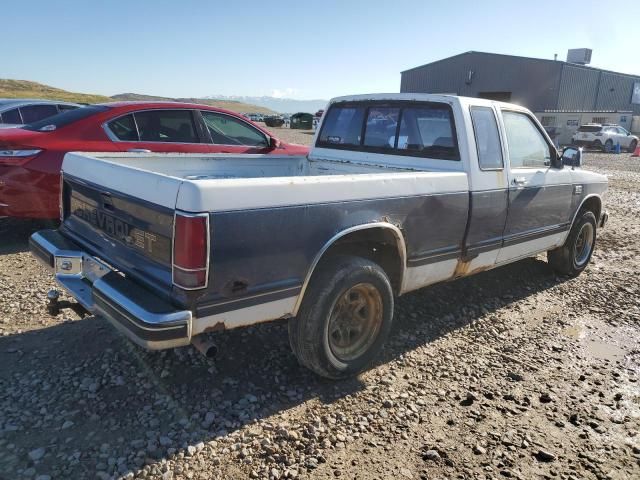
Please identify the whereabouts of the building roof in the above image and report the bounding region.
[401,51,640,79]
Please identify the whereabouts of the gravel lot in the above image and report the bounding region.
[0,141,639,479]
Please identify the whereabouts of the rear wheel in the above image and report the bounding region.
[289,255,394,379]
[628,139,638,153]
[594,140,603,151]
[604,139,614,153]
[547,210,597,277]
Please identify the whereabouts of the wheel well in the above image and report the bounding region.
[580,196,601,221]
[312,227,404,294]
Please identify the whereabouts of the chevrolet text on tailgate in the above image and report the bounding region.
[31,94,608,379]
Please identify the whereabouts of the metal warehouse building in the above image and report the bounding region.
[400,51,640,128]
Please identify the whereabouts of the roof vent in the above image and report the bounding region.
[567,48,592,65]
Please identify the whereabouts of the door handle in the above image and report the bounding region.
[127,148,151,153]
[512,176,527,186]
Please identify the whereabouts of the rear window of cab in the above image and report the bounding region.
[317,101,459,161]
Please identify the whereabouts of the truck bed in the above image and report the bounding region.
[62,152,468,213]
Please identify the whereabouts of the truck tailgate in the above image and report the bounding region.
[60,153,183,296]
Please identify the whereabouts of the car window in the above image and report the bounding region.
[0,108,22,124]
[617,127,627,135]
[22,105,110,131]
[397,105,458,159]
[470,106,503,169]
[107,114,139,141]
[604,127,617,134]
[363,107,399,149]
[502,111,551,168]
[134,110,199,143]
[200,111,268,147]
[577,125,601,133]
[318,106,366,147]
[58,104,79,113]
[20,104,59,123]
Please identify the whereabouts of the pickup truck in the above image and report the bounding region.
[30,94,608,379]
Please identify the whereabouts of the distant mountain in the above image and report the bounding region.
[110,93,275,114]
[206,95,328,114]
[0,79,111,104]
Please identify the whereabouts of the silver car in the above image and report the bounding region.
[0,99,82,128]
[572,123,639,153]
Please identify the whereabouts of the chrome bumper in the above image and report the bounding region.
[29,230,192,350]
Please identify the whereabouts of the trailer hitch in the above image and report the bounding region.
[46,290,89,318]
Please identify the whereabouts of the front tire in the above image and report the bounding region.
[628,139,638,154]
[547,210,597,277]
[289,255,394,379]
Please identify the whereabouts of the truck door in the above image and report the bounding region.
[497,109,573,264]
[460,105,509,273]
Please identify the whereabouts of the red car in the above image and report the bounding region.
[0,102,309,219]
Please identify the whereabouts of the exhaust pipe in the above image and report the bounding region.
[191,336,218,359]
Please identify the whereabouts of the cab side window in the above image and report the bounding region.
[502,111,551,168]
[470,106,503,169]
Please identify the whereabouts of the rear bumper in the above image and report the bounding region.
[29,229,192,349]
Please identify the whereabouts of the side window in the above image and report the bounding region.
[363,107,399,149]
[20,104,59,123]
[502,111,551,168]
[616,127,628,135]
[58,104,79,113]
[1,108,22,124]
[200,111,268,147]
[470,106,503,169]
[318,106,366,147]
[107,114,139,141]
[397,106,459,159]
[134,110,199,143]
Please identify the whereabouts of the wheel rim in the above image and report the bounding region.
[574,223,594,267]
[328,283,383,362]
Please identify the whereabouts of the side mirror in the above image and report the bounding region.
[269,136,281,149]
[561,146,582,168]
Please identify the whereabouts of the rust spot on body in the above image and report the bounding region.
[202,322,225,333]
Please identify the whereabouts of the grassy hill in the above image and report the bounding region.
[0,79,111,104]
[0,79,274,114]
[110,93,275,114]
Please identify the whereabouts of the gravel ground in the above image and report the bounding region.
[0,147,639,480]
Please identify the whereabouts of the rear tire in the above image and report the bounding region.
[547,210,597,277]
[628,139,638,154]
[604,139,614,153]
[288,255,394,379]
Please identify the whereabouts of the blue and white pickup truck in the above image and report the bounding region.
[30,94,608,379]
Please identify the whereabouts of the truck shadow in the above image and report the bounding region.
[0,218,58,255]
[0,257,569,477]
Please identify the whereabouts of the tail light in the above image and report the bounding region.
[172,212,210,290]
[0,147,42,166]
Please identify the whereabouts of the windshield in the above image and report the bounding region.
[22,105,110,131]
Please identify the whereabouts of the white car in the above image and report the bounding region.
[0,99,81,128]
[572,124,638,153]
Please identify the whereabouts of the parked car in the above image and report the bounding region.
[571,123,638,153]
[264,115,285,127]
[31,93,608,379]
[0,99,81,128]
[0,102,309,219]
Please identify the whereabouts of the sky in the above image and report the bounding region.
[3,0,639,100]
